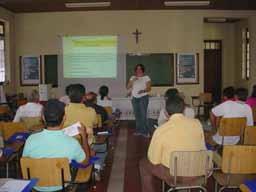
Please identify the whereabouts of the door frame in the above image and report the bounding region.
[204,40,222,102]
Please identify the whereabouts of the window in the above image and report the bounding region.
[204,41,221,50]
[242,28,250,80]
[0,21,5,82]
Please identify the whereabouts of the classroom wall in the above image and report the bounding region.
[233,17,256,94]
[14,10,203,103]
[203,23,236,89]
[234,19,249,89]
[11,10,256,104]
[248,16,256,92]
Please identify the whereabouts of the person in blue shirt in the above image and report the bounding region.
[22,99,90,192]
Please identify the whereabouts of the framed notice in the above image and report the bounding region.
[20,56,42,86]
[176,53,199,84]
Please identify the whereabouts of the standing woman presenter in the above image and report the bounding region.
[127,64,151,138]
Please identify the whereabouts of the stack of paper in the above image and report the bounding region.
[63,122,81,137]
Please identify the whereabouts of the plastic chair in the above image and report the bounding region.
[192,92,213,120]
[0,122,27,141]
[20,116,44,131]
[218,117,246,145]
[163,150,213,192]
[244,126,256,145]
[20,157,77,192]
[213,145,256,192]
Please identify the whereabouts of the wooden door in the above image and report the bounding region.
[204,40,222,103]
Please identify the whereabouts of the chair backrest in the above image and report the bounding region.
[104,106,113,116]
[96,114,102,128]
[199,93,212,103]
[218,117,246,137]
[222,145,256,174]
[1,122,27,141]
[21,116,44,131]
[0,105,10,114]
[169,150,213,177]
[20,157,71,187]
[244,126,256,145]
[252,107,256,123]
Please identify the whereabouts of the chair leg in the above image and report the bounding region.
[197,186,207,192]
[167,187,175,192]
[6,162,9,178]
[218,186,226,192]
[214,180,218,192]
[162,181,165,192]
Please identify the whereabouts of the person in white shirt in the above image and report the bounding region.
[127,64,151,138]
[97,85,112,108]
[13,89,43,122]
[210,87,253,145]
[158,88,195,126]
[59,85,71,105]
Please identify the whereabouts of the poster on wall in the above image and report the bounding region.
[20,56,42,86]
[176,53,199,84]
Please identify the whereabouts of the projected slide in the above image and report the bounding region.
[63,36,117,78]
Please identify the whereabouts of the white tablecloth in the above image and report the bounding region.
[112,97,165,120]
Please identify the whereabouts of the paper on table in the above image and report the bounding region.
[97,131,110,135]
[0,180,31,192]
[63,122,81,137]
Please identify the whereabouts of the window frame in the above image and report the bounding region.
[0,20,5,84]
[242,27,250,80]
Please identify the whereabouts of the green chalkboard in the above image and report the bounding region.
[44,55,58,87]
[126,53,174,86]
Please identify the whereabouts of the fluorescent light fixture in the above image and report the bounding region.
[164,1,210,6]
[65,2,111,8]
[207,18,227,22]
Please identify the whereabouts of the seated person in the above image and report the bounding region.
[209,87,253,145]
[22,99,90,192]
[59,84,72,105]
[97,85,112,108]
[13,89,43,122]
[246,84,256,108]
[84,92,109,123]
[63,84,97,145]
[158,88,195,126]
[140,96,206,192]
[221,86,235,102]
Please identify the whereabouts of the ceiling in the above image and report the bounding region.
[1,0,256,13]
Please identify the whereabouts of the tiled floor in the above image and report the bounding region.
[91,120,227,192]
[92,121,154,192]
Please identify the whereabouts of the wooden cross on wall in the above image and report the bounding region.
[132,29,142,44]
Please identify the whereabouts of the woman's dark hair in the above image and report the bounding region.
[134,64,145,73]
[251,85,256,98]
[99,85,109,100]
[44,99,65,127]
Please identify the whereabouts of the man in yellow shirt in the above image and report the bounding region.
[63,84,97,144]
[140,96,206,192]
